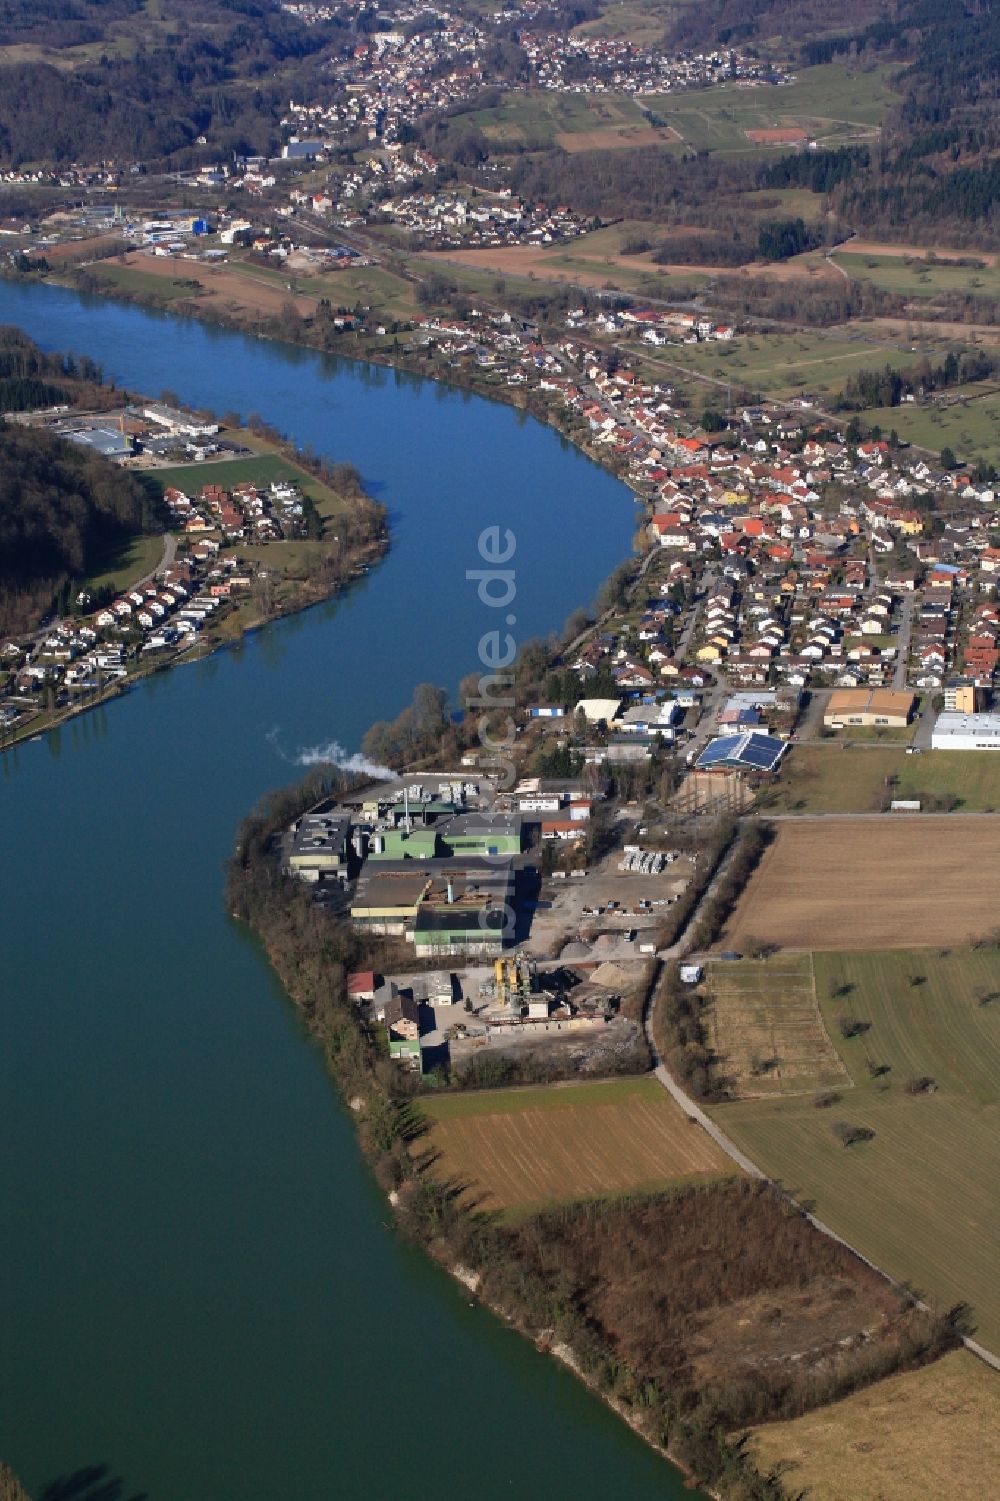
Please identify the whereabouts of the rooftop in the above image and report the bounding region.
[696,731,785,773]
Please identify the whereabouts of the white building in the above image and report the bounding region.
[931,711,1000,750]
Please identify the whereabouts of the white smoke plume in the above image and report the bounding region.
[293,739,393,778]
[266,726,393,779]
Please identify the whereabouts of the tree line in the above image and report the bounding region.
[0,421,162,638]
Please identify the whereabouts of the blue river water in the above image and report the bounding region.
[0,280,702,1500]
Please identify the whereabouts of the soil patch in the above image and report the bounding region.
[721,817,1000,951]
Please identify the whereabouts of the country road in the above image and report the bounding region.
[143,530,177,583]
[643,954,1000,1374]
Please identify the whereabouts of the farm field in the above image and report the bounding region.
[720,818,1000,951]
[714,948,1000,1351]
[418,1076,736,1213]
[702,954,850,1098]
[750,1350,1000,1501]
[761,745,1000,814]
[147,452,348,520]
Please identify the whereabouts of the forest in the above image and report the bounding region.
[0,0,349,164]
[0,421,161,637]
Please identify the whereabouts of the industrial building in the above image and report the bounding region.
[824,688,915,729]
[931,711,1000,750]
[286,812,353,882]
[696,731,786,774]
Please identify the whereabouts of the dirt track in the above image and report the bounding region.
[722,818,1000,951]
[841,238,998,267]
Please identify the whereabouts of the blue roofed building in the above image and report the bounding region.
[695,731,785,774]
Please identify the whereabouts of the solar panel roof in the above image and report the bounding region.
[695,731,784,772]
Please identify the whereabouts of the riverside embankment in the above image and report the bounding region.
[0,279,705,1501]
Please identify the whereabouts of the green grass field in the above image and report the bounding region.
[87,262,199,301]
[83,531,164,596]
[645,63,896,153]
[834,249,1000,302]
[712,948,1000,1352]
[762,745,1000,814]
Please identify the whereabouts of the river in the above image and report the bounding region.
[0,281,702,1500]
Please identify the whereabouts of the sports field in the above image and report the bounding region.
[645,63,896,153]
[714,948,1000,1351]
[453,91,681,153]
[703,954,850,1097]
[750,1350,1000,1501]
[762,745,1000,814]
[418,1076,736,1213]
[721,818,1000,951]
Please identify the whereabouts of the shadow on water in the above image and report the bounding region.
[38,1464,147,1501]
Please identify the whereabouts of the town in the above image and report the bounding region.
[0,399,381,743]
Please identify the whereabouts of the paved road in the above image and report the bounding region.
[643,970,1000,1372]
[144,531,177,583]
[893,590,915,691]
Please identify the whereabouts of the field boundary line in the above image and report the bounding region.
[644,966,1000,1374]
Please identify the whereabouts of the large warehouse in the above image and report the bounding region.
[931,711,1000,750]
[824,688,915,729]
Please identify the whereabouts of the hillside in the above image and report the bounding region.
[0,420,161,638]
[0,0,346,166]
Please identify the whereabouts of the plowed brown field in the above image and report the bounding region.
[419,1076,736,1212]
[721,817,1000,952]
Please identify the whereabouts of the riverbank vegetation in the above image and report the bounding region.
[226,771,965,1500]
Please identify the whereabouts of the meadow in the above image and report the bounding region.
[858,385,1000,467]
[833,248,1000,301]
[750,1350,1000,1501]
[762,745,1000,814]
[712,948,1000,1352]
[662,328,916,398]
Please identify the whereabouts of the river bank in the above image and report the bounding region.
[29,260,651,505]
[2,277,687,1501]
[1,403,389,754]
[227,775,958,1501]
